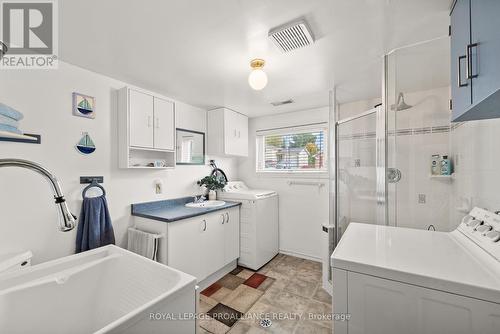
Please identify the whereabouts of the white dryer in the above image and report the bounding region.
[331,207,500,334]
[218,181,279,270]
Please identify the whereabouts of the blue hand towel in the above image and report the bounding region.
[0,102,23,121]
[0,123,22,134]
[75,195,115,253]
[0,114,19,128]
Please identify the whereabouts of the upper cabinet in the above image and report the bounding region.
[153,97,175,151]
[207,108,248,157]
[118,87,175,169]
[451,0,500,122]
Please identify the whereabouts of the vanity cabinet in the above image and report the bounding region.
[208,108,248,157]
[135,207,240,282]
[450,0,500,122]
[118,87,176,168]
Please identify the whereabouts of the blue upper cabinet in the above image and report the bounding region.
[450,0,472,119]
[451,0,500,122]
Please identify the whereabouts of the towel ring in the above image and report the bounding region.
[82,180,106,199]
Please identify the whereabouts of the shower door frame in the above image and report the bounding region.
[328,96,388,285]
[330,56,390,251]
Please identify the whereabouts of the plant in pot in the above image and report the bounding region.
[197,175,227,200]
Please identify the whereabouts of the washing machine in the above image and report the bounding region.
[331,207,500,334]
[218,181,279,270]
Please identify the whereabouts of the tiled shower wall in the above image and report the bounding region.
[449,118,500,230]
[338,86,452,231]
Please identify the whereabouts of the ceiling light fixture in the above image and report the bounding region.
[248,59,268,90]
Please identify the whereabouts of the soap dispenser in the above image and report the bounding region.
[441,156,452,175]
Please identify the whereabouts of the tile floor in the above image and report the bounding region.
[199,254,332,333]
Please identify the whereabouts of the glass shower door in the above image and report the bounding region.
[336,109,379,241]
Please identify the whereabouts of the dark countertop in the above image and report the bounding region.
[131,196,241,223]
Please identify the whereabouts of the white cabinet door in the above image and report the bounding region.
[129,89,154,148]
[224,208,240,263]
[204,212,226,276]
[234,112,248,156]
[223,109,239,156]
[223,109,248,157]
[347,271,500,334]
[153,97,175,151]
[167,217,206,281]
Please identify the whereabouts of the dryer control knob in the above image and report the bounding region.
[469,220,483,229]
[485,230,500,242]
[463,215,475,226]
[476,224,492,234]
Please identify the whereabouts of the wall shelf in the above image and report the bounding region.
[0,130,41,144]
[429,174,454,180]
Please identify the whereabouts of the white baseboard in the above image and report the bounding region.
[279,249,322,262]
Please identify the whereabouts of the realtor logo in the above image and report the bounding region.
[0,0,58,69]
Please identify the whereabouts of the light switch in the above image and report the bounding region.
[418,194,426,204]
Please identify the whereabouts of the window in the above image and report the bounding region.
[256,124,327,172]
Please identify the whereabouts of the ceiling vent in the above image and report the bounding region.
[269,19,315,53]
[271,99,294,107]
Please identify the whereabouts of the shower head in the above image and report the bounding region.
[0,41,7,59]
[391,92,412,111]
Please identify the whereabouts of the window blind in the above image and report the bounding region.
[257,125,327,172]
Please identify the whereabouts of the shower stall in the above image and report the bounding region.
[326,37,451,284]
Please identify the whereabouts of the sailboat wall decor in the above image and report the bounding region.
[73,92,95,119]
[76,132,96,155]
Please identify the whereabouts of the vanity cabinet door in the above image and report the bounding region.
[167,217,206,281]
[224,208,240,263]
[129,89,154,148]
[204,212,226,275]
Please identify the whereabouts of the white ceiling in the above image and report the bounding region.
[59,0,451,117]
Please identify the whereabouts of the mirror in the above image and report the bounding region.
[176,128,205,165]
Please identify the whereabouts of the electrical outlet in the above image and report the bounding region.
[354,159,361,167]
[154,179,163,194]
[418,194,426,204]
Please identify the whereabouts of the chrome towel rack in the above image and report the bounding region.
[287,180,325,189]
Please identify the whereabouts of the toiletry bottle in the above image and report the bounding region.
[431,155,440,175]
[441,155,452,175]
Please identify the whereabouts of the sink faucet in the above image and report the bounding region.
[0,159,77,232]
[193,195,206,203]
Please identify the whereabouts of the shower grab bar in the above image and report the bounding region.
[287,181,325,188]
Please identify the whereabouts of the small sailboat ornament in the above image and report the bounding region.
[76,132,96,154]
[77,98,93,115]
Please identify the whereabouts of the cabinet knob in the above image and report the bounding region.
[202,219,207,231]
[221,214,225,224]
[225,212,229,224]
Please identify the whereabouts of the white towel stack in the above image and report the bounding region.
[0,102,24,135]
[127,228,163,261]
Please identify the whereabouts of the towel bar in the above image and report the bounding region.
[287,181,325,188]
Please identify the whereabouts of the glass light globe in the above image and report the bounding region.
[248,69,268,90]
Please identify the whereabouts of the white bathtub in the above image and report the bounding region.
[0,245,197,334]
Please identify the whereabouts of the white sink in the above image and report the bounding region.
[0,245,196,334]
[185,200,226,208]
